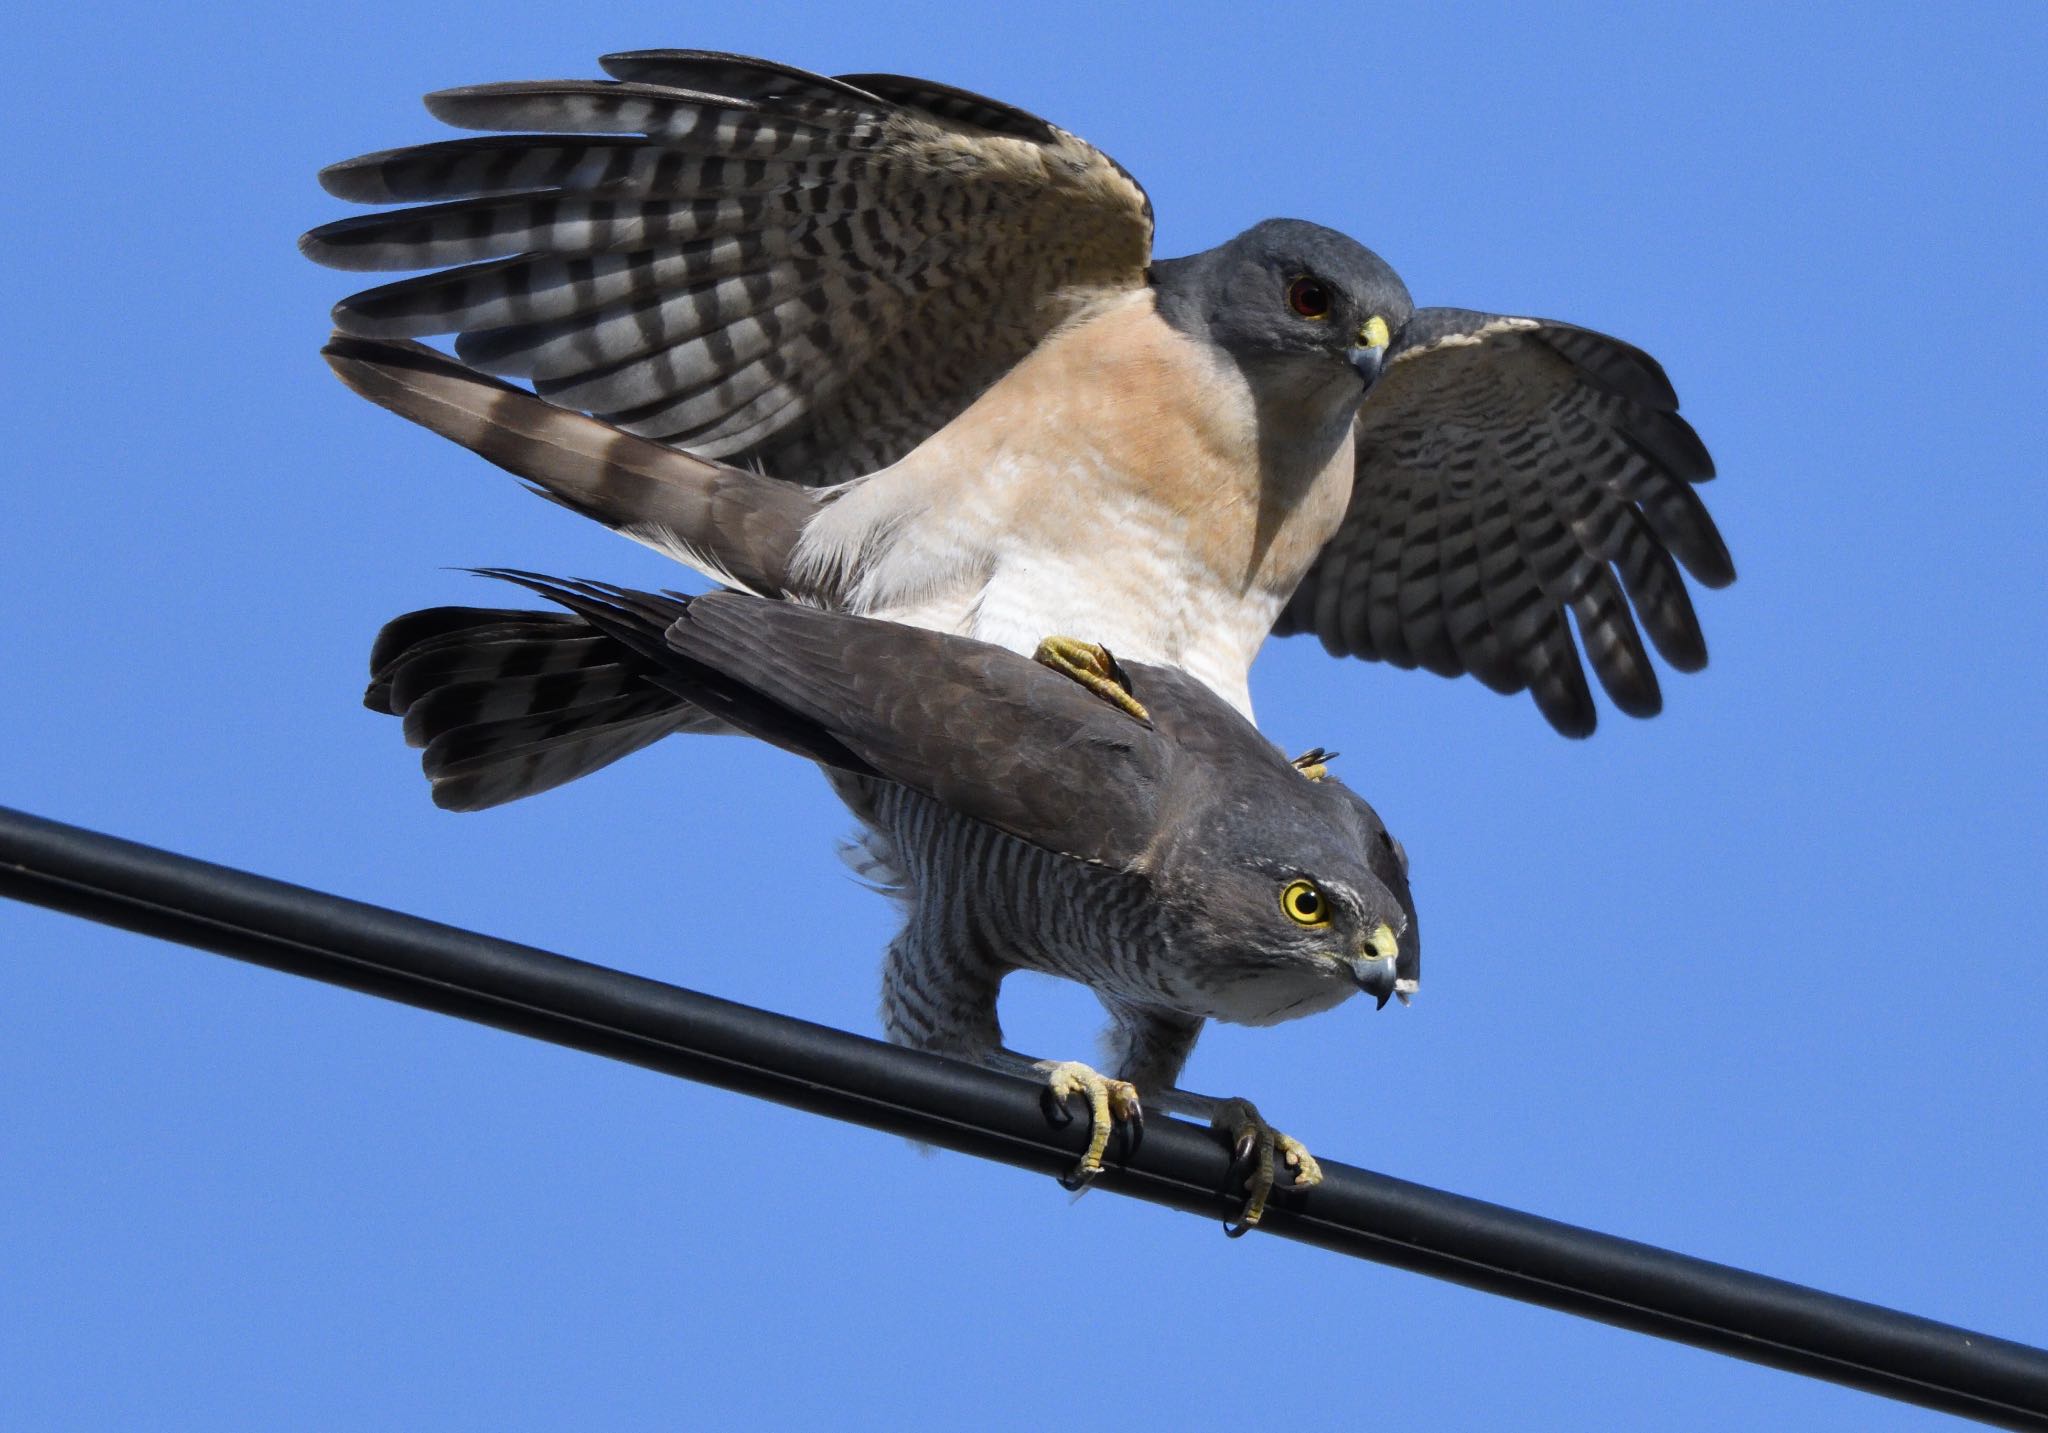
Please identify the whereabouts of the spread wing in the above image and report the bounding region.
[1274,309,1734,736]
[302,50,1154,484]
[484,575,1175,870]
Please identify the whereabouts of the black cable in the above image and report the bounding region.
[3,802,2044,1428]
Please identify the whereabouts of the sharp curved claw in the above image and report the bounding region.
[1057,1164,1099,1194]
[1033,1059,1143,1193]
[1211,1097,1321,1236]
[1230,1125,1260,1171]
[1118,1103,1146,1161]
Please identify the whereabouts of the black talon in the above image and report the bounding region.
[1220,1137,1262,1234]
[1214,1099,1281,1237]
[1227,1127,1259,1182]
[1117,1105,1145,1161]
[1099,646,1136,696]
[1040,1084,1074,1128]
[1058,1164,1099,1194]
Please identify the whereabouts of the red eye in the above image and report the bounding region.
[1287,276,1331,319]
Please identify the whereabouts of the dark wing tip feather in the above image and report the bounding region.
[1661,636,1710,675]
[1537,325,1682,411]
[1538,687,1600,738]
[300,203,453,272]
[599,50,884,106]
[1537,698,1599,739]
[324,256,517,338]
[1591,657,1663,722]
[1686,529,1737,589]
[421,78,774,129]
[297,222,355,269]
[1621,408,1717,485]
[834,72,1058,141]
[316,145,414,203]
[421,78,602,109]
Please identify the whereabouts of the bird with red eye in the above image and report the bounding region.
[1287,275,1333,319]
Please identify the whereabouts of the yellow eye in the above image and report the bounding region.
[1280,879,1331,926]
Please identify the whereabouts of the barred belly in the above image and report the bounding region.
[838,777,1184,1061]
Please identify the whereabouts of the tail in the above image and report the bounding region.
[324,334,826,599]
[464,573,1179,875]
[367,603,729,811]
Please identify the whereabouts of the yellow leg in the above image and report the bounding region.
[1032,636,1150,724]
[1213,1098,1324,1235]
[1035,1059,1145,1189]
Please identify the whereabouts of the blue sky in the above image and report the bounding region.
[3,4,2043,1429]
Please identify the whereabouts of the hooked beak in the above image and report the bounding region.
[1348,921,1403,1009]
[1350,315,1391,388]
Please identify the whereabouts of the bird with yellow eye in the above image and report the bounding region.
[370,575,1419,1232]
[316,53,1728,1221]
[314,43,1740,1234]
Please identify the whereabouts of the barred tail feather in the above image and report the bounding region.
[324,334,824,599]
[368,604,728,811]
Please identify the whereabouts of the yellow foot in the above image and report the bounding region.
[1034,1059,1145,1190]
[1290,746,1339,781]
[1212,1097,1323,1236]
[1032,636,1150,724]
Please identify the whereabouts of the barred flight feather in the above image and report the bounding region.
[1280,310,1732,733]
[305,49,1153,484]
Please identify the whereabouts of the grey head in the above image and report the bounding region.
[1151,218,1415,406]
[1128,662,1420,1023]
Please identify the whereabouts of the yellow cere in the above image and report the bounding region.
[1281,879,1331,926]
[1360,315,1391,350]
[1369,922,1399,961]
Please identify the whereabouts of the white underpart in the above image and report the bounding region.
[795,453,1282,719]
[959,484,1280,716]
[783,290,1358,722]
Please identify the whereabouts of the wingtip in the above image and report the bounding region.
[297,223,360,270]
[420,82,495,115]
[598,47,723,71]
[1604,682,1664,723]
[1540,695,1599,739]
[314,161,359,203]
[419,83,539,129]
[428,779,498,814]
[297,212,416,272]
[1683,537,1737,591]
[313,148,409,204]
